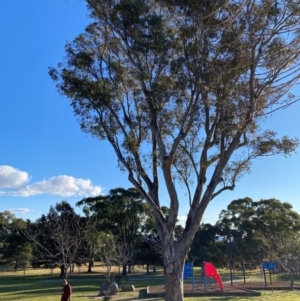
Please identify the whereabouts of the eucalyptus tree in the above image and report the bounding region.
[77,187,148,274]
[219,198,300,236]
[218,198,300,263]
[50,1,300,300]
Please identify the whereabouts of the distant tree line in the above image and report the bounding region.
[1,190,299,280]
[0,188,178,277]
[189,198,300,270]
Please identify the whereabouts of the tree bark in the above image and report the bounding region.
[60,265,66,278]
[87,260,93,273]
[164,256,184,301]
[163,240,187,301]
[290,271,294,288]
[122,265,127,276]
[70,263,75,273]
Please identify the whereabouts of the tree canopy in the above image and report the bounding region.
[77,187,149,274]
[187,198,300,270]
[50,1,300,300]
[0,211,30,270]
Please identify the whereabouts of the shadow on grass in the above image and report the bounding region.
[138,288,147,298]
[210,297,244,301]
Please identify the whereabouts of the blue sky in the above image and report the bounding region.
[0,0,300,225]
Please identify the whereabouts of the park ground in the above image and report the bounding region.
[1,263,300,300]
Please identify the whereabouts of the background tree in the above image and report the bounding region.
[77,187,148,275]
[80,205,107,273]
[217,197,300,265]
[97,232,131,283]
[0,211,32,270]
[135,206,170,273]
[190,223,224,267]
[24,201,84,278]
[260,230,300,288]
[50,1,300,300]
[134,236,163,273]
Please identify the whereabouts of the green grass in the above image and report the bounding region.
[0,270,110,301]
[0,267,300,300]
[187,291,300,301]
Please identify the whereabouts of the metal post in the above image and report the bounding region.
[241,260,246,284]
[203,261,207,292]
[192,262,195,291]
[229,259,233,286]
[269,270,273,292]
[262,262,267,287]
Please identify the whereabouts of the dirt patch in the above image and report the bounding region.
[147,283,261,297]
[147,282,300,297]
[237,281,300,290]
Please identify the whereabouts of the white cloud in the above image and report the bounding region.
[0,165,29,188]
[5,175,102,197]
[0,166,102,198]
[177,215,187,225]
[8,208,33,214]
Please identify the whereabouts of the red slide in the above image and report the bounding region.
[204,261,224,292]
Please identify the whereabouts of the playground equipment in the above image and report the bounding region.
[183,261,224,292]
[203,261,224,292]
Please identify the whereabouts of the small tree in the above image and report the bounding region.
[98,234,129,299]
[98,233,132,282]
[19,245,33,276]
[50,1,300,300]
[260,230,300,288]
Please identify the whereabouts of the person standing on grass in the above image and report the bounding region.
[61,279,72,301]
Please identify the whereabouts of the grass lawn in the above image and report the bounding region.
[1,265,300,300]
[186,291,300,301]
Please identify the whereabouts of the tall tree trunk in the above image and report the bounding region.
[290,271,294,288]
[164,254,184,301]
[146,263,149,274]
[60,265,66,278]
[87,260,93,273]
[163,241,187,301]
[152,183,211,300]
[122,265,127,276]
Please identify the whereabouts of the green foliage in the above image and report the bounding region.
[190,223,224,266]
[0,211,31,269]
[50,0,300,241]
[77,187,154,274]
[77,188,147,244]
[189,197,300,269]
[215,197,300,264]
[219,197,300,235]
